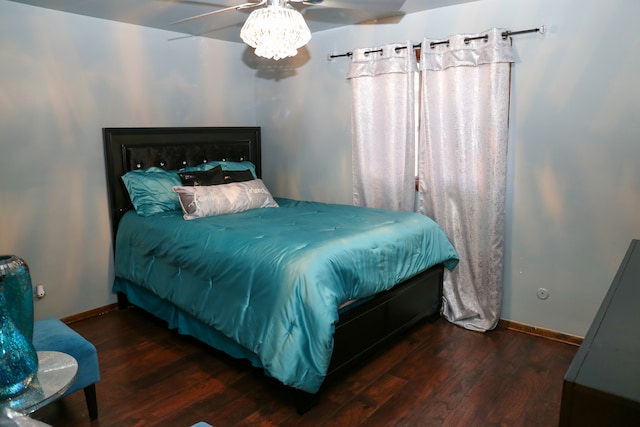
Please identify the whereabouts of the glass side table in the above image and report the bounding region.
[0,351,78,414]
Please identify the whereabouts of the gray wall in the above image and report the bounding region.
[1,0,639,337]
[0,2,256,319]
[257,0,640,337]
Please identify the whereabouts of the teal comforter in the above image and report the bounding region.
[113,198,458,393]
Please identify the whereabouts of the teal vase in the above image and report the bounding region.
[0,255,39,400]
[0,255,34,341]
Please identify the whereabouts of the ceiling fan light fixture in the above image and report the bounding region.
[240,2,312,60]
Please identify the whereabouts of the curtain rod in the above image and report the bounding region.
[327,26,545,60]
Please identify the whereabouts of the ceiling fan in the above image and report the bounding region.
[171,0,405,25]
[170,0,405,60]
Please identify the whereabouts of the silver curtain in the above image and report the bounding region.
[347,42,417,211]
[417,28,515,331]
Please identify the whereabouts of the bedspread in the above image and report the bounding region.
[113,198,458,393]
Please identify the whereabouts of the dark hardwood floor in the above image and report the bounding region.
[32,307,578,427]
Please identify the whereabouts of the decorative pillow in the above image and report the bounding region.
[172,179,279,220]
[178,165,225,186]
[223,169,255,183]
[187,161,258,179]
[121,167,182,216]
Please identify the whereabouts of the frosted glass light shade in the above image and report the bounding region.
[240,4,311,60]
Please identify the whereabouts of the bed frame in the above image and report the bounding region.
[103,126,444,412]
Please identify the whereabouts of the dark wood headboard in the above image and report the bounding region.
[103,127,261,246]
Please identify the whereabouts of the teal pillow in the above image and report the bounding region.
[121,167,182,216]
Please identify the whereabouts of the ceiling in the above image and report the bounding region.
[9,0,479,43]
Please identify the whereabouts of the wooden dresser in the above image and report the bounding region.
[560,239,640,426]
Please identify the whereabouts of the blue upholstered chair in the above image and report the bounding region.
[32,318,100,420]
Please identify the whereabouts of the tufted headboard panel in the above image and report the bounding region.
[103,127,261,246]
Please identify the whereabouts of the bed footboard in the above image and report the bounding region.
[328,264,443,379]
[289,264,444,413]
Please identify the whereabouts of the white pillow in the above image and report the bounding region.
[172,179,279,220]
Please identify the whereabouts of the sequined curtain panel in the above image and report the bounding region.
[348,42,418,211]
[417,28,515,331]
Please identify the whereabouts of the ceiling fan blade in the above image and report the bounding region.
[170,1,266,25]
[295,0,405,11]
[161,0,231,6]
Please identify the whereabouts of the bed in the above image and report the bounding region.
[102,126,459,412]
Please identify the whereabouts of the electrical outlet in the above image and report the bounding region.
[35,283,46,298]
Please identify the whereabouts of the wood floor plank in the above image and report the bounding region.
[321,373,408,427]
[31,307,577,426]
